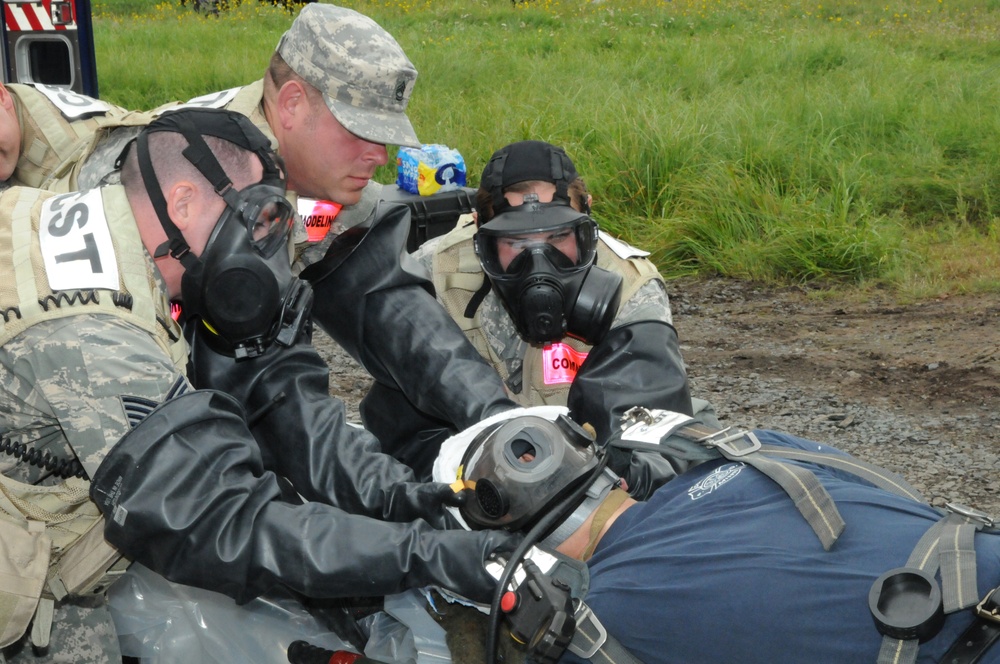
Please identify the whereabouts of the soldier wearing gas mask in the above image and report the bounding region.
[411,140,712,499]
[100,107,518,603]
[0,107,517,662]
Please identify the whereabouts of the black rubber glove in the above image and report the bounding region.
[568,320,694,500]
[186,320,463,526]
[300,203,516,432]
[90,390,521,605]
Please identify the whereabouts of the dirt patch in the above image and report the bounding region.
[676,280,1000,413]
[671,277,1000,514]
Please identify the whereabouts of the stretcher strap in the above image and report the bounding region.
[721,449,845,550]
[571,605,645,664]
[878,512,985,664]
[939,518,980,612]
[756,446,925,503]
[876,636,919,664]
[661,424,846,549]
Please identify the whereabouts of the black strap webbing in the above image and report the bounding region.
[464,277,491,319]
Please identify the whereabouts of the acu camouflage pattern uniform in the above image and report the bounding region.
[0,185,187,663]
[413,219,671,403]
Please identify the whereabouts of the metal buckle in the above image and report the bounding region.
[699,429,762,458]
[946,502,995,528]
[567,600,608,659]
[620,406,654,429]
[977,587,1000,624]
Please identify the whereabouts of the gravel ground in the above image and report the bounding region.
[314,276,1000,516]
[675,277,1000,516]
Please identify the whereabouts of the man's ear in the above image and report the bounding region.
[0,85,13,111]
[165,180,198,233]
[275,80,309,130]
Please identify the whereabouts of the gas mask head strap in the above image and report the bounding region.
[126,108,282,268]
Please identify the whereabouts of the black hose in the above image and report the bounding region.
[485,450,609,664]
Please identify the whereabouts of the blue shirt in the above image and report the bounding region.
[564,429,1000,664]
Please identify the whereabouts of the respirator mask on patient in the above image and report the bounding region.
[458,413,605,539]
[474,201,622,346]
[127,108,311,359]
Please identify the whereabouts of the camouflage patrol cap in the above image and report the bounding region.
[277,4,420,148]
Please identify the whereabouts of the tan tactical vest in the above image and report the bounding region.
[8,84,129,189]
[0,186,186,367]
[41,109,158,194]
[431,219,660,407]
[147,80,275,147]
[43,82,274,195]
[0,186,186,649]
[222,80,278,149]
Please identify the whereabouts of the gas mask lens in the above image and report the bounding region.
[476,206,598,280]
[497,227,578,270]
[240,187,294,258]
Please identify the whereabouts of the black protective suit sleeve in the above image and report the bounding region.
[567,319,695,500]
[358,381,454,482]
[90,390,520,605]
[185,321,462,526]
[299,203,516,432]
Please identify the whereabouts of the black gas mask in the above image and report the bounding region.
[128,108,311,359]
[458,413,601,532]
[474,201,622,345]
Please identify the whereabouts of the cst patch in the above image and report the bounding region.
[39,189,119,292]
[688,463,744,500]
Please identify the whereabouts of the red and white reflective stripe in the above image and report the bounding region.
[4,1,75,32]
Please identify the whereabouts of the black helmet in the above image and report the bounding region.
[459,413,599,531]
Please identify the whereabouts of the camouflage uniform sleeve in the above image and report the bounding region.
[77,125,146,190]
[409,234,442,274]
[0,314,188,481]
[613,278,674,328]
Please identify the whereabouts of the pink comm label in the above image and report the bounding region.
[542,343,589,385]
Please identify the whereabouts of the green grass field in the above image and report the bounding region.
[90,0,1000,295]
